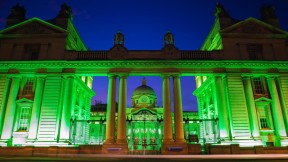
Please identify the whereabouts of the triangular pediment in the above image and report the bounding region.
[16,98,34,103]
[221,17,288,35]
[0,17,67,35]
[255,97,272,107]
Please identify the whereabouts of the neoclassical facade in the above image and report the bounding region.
[87,78,199,153]
[194,4,288,147]
[0,2,287,154]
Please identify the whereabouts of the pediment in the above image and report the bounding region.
[16,98,33,104]
[255,97,271,107]
[255,97,271,102]
[0,17,67,35]
[221,17,288,35]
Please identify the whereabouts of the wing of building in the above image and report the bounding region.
[0,2,287,155]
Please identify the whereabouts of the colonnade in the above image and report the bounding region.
[104,73,186,145]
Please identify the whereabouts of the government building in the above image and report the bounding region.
[0,3,287,155]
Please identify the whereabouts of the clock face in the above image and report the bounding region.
[140,95,149,103]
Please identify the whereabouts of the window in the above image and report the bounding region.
[252,77,269,98]
[19,78,35,100]
[24,44,40,60]
[258,107,269,129]
[17,106,32,132]
[22,80,33,95]
[247,43,263,60]
[253,77,265,94]
[256,106,273,130]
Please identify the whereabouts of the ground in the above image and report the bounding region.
[1,154,288,162]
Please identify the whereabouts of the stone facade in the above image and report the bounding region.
[0,2,287,154]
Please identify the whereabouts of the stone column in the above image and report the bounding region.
[28,76,45,140]
[172,74,185,143]
[276,77,288,136]
[0,77,11,135]
[59,75,74,140]
[242,76,260,137]
[1,76,21,140]
[104,75,117,144]
[266,76,287,137]
[162,74,173,143]
[116,74,127,144]
[213,75,230,139]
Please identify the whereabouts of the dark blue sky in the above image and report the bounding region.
[1,0,288,111]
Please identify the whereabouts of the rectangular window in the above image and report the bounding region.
[252,77,269,99]
[22,79,34,95]
[247,43,263,60]
[24,44,40,60]
[17,106,32,132]
[253,77,265,94]
[258,107,269,129]
[256,104,273,130]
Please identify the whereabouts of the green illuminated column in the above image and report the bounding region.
[59,75,75,140]
[104,74,117,144]
[213,75,230,139]
[28,76,45,140]
[0,77,11,135]
[277,77,288,135]
[116,74,127,144]
[162,74,173,143]
[1,76,21,140]
[173,74,185,143]
[242,76,260,137]
[266,76,287,137]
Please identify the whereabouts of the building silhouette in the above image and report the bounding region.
[0,3,287,154]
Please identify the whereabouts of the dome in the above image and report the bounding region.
[132,78,156,97]
[131,78,157,108]
[132,84,156,96]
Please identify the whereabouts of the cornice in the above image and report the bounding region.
[1,60,288,70]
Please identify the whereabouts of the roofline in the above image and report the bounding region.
[221,17,288,34]
[0,17,68,34]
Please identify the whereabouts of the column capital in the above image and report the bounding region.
[7,74,22,79]
[171,73,182,78]
[161,73,171,79]
[265,74,279,80]
[118,73,128,78]
[212,74,226,78]
[241,75,252,80]
[62,74,75,79]
[35,74,47,79]
[107,73,117,79]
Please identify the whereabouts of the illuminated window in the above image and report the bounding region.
[258,108,268,128]
[253,77,265,94]
[17,106,32,132]
[252,77,268,98]
[247,43,262,60]
[19,78,35,100]
[22,79,34,95]
[256,106,272,130]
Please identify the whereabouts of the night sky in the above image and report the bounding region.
[0,0,288,111]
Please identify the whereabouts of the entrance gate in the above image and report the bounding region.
[127,109,162,154]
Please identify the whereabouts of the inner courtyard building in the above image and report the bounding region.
[0,3,287,154]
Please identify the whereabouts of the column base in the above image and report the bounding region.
[161,142,188,155]
[103,139,114,145]
[174,138,186,144]
[102,143,128,154]
[162,138,174,144]
[116,139,127,144]
[0,139,10,146]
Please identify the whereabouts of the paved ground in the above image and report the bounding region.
[1,154,288,162]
